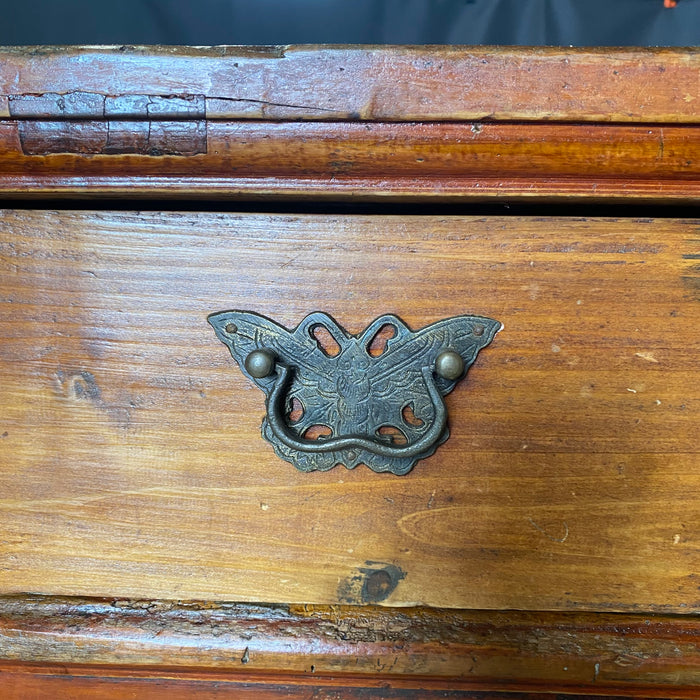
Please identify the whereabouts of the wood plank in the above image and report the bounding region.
[0,671,508,700]
[1,596,700,698]
[1,46,699,123]
[0,121,698,202]
[0,212,697,610]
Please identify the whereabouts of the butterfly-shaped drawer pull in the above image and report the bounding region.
[208,311,501,475]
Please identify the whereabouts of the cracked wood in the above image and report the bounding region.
[1,46,699,123]
[0,47,697,200]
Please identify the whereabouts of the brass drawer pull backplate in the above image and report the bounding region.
[209,311,500,475]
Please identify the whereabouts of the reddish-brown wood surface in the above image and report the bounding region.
[1,46,699,123]
[1,46,699,698]
[0,667,692,700]
[0,121,698,202]
[2,666,680,700]
[1,596,700,697]
[0,47,698,201]
[0,211,697,611]
[0,668,500,700]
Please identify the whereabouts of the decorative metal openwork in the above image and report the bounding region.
[209,311,500,475]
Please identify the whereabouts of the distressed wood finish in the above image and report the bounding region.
[1,211,697,611]
[2,46,700,697]
[1,595,700,697]
[0,47,699,201]
[1,46,699,123]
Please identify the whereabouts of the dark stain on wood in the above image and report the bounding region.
[10,93,207,156]
[338,562,406,605]
[55,368,102,405]
[17,120,207,156]
[53,366,134,430]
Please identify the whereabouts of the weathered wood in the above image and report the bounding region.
[1,44,698,699]
[1,595,700,697]
[1,46,699,123]
[0,121,698,202]
[0,211,697,611]
[1,47,698,202]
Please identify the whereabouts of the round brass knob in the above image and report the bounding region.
[435,350,464,381]
[245,349,276,378]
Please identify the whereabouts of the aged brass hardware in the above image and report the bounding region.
[208,311,500,475]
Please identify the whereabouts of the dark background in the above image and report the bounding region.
[1,0,699,46]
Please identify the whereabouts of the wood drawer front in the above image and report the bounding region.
[0,210,697,613]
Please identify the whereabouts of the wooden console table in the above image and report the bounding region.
[0,46,698,698]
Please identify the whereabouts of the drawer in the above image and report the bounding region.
[1,209,697,613]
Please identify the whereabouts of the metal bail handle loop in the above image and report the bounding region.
[266,363,448,458]
[208,310,501,475]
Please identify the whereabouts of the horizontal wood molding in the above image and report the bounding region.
[1,46,699,124]
[0,120,698,202]
[0,47,700,204]
[1,595,700,697]
[0,47,698,201]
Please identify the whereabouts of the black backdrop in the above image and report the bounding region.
[2,0,699,46]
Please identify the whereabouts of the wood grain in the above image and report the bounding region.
[1,667,675,700]
[1,596,700,697]
[0,670,509,700]
[1,46,699,123]
[1,47,698,202]
[0,211,697,611]
[0,121,698,202]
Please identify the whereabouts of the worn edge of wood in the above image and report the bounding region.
[2,175,699,203]
[0,666,692,700]
[1,45,699,123]
[1,595,699,697]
